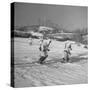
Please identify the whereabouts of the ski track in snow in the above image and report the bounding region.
[14,38,88,87]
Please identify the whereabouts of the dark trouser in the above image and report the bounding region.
[39,55,48,64]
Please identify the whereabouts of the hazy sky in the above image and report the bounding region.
[14,2,88,31]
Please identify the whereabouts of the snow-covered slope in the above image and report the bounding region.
[14,38,88,87]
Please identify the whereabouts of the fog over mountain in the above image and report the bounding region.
[14,2,88,31]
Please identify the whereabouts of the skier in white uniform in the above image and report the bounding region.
[29,37,33,45]
[39,37,51,64]
[62,41,72,63]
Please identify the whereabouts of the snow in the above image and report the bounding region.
[39,26,54,31]
[14,37,88,87]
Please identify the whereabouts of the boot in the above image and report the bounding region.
[39,55,48,64]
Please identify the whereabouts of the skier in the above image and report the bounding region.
[62,42,72,63]
[39,37,51,64]
[29,37,33,45]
